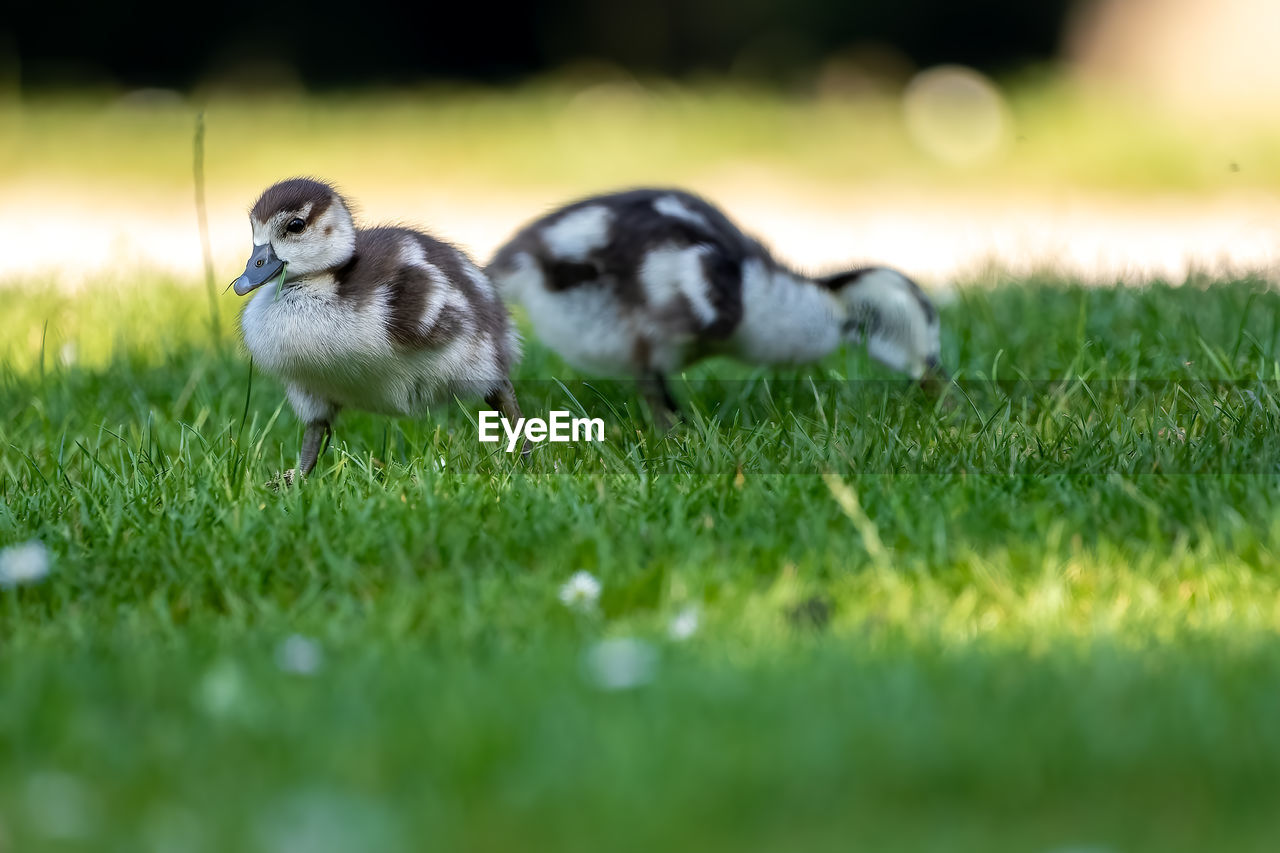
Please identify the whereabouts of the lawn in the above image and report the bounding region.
[1,274,1279,852]
[5,81,1280,199]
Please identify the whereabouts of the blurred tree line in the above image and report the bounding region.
[2,0,1076,91]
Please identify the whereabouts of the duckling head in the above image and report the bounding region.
[828,267,943,379]
[232,177,356,296]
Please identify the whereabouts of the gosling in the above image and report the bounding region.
[232,177,524,479]
[488,188,944,416]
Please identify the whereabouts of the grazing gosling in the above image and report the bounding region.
[488,188,944,416]
[232,177,524,479]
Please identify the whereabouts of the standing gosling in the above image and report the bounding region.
[488,188,944,415]
[232,177,524,478]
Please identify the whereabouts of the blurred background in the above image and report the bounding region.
[1,0,1278,287]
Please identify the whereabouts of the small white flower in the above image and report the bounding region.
[583,637,657,691]
[668,605,700,641]
[558,571,602,610]
[0,540,51,587]
[256,791,403,853]
[197,660,247,718]
[24,771,97,840]
[275,635,323,676]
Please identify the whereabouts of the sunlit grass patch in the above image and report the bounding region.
[1,273,1279,850]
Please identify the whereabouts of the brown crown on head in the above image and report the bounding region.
[251,177,339,224]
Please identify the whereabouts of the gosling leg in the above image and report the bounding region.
[917,358,952,394]
[486,381,531,462]
[297,420,332,479]
[641,372,680,429]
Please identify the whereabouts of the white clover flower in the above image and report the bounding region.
[668,605,700,641]
[0,540,51,587]
[275,635,323,676]
[558,571,602,610]
[24,771,97,840]
[583,638,657,691]
[197,660,247,719]
[256,791,403,853]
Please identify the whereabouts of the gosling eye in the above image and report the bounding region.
[285,218,306,234]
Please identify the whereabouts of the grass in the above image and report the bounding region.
[1,274,1279,851]
[3,79,1280,200]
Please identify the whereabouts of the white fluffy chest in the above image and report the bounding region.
[731,261,842,365]
[242,281,389,376]
[240,282,496,415]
